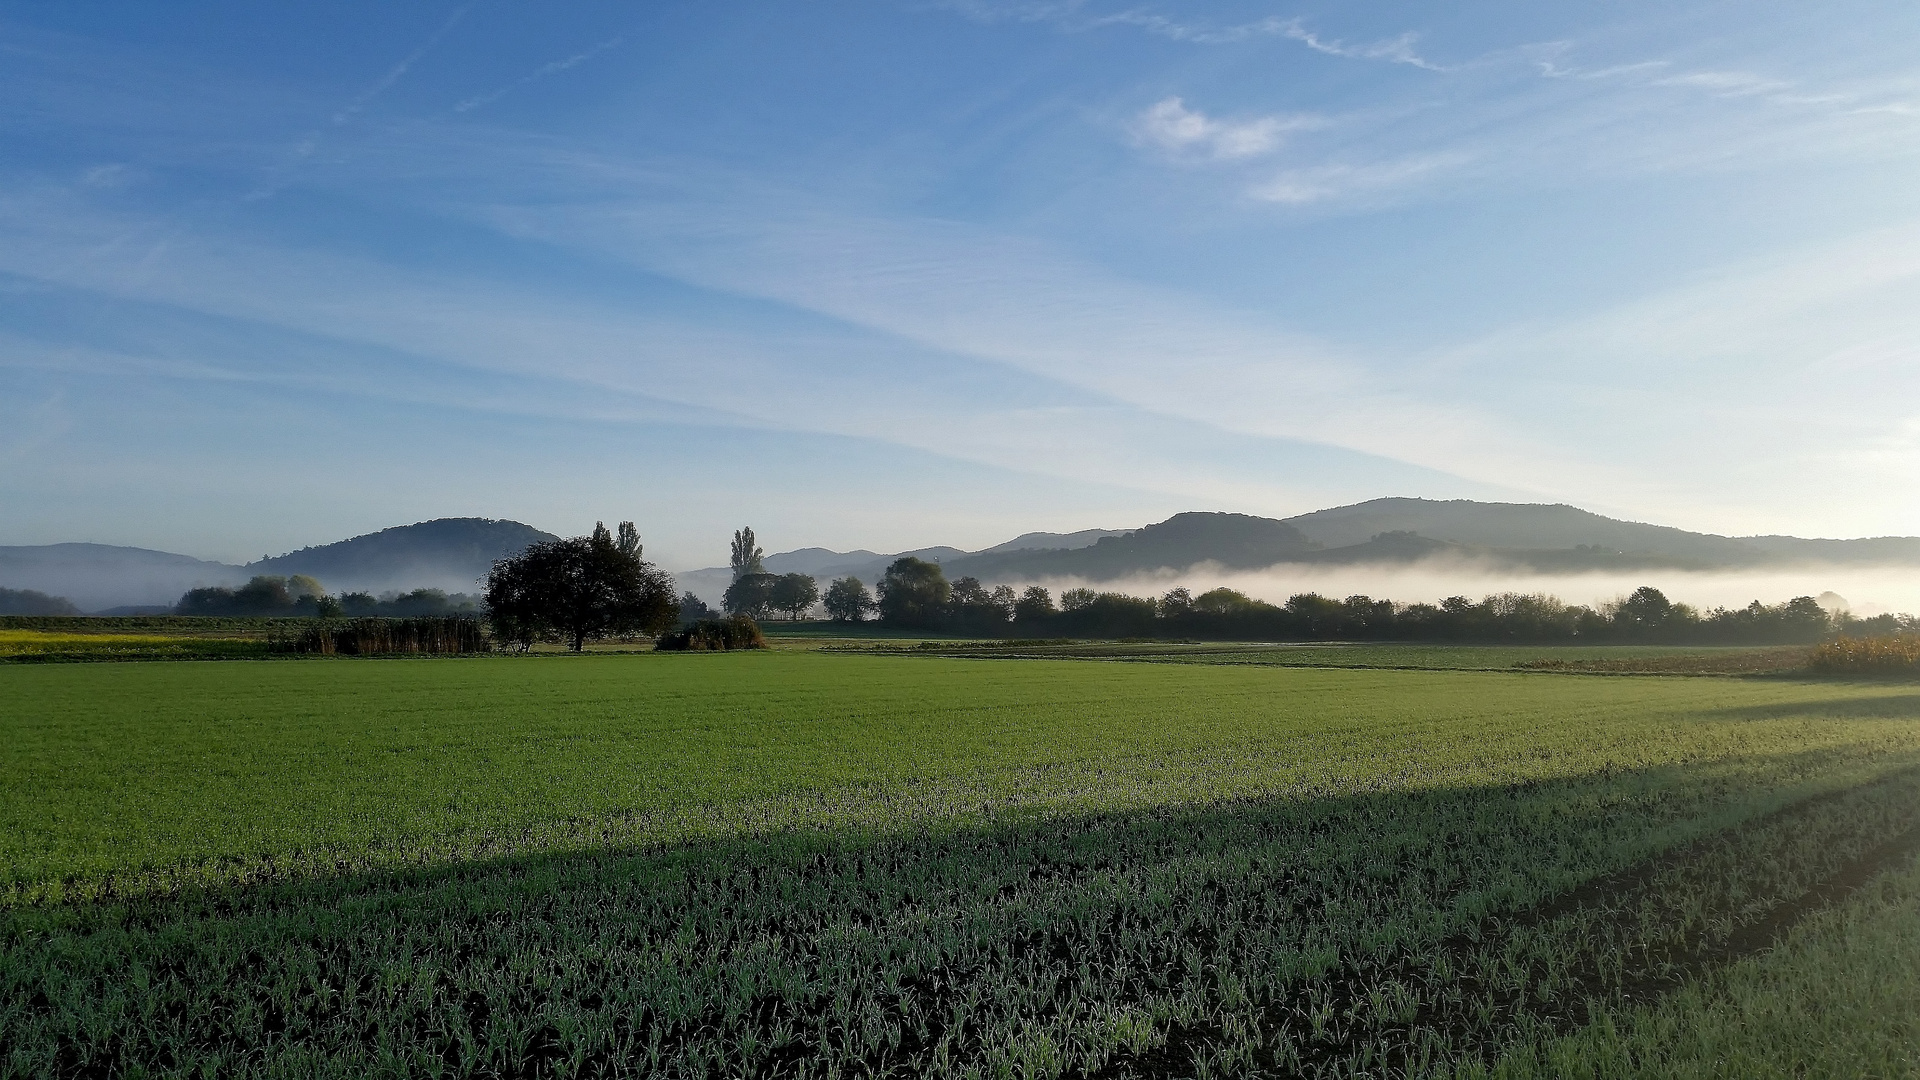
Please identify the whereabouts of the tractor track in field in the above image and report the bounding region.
[1091,766,1920,1079]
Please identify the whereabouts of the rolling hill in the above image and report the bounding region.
[255,518,560,595]
[0,519,557,612]
[11,500,1920,613]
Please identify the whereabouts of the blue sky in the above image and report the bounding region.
[3,1,1918,568]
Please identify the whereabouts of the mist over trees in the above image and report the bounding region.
[485,521,678,651]
[716,527,826,620]
[176,575,328,616]
[0,587,80,616]
[172,574,480,618]
[862,558,1880,645]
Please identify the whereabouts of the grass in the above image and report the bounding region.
[4,652,1919,1076]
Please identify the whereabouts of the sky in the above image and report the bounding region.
[3,0,1918,570]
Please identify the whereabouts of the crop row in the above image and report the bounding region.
[7,754,1918,1078]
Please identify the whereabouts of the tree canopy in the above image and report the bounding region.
[723,572,777,620]
[485,521,677,651]
[175,575,327,616]
[865,570,1855,646]
[769,573,820,620]
[823,577,876,622]
[877,557,951,627]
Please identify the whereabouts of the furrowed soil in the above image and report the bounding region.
[3,652,1918,1077]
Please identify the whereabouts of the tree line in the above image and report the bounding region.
[798,555,1892,646]
[0,587,81,617]
[168,522,1906,650]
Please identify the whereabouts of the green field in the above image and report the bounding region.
[4,650,1919,1077]
[825,639,1815,674]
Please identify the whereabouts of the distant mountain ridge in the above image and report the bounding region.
[1281,498,1763,567]
[9,500,1920,613]
[678,498,1920,601]
[944,513,1316,581]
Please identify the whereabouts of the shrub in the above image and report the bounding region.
[655,616,766,652]
[1809,634,1920,676]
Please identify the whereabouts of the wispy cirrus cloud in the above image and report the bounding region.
[939,2,1447,70]
[1533,42,1919,119]
[1250,153,1467,205]
[454,36,624,113]
[330,5,471,126]
[1655,70,1791,97]
[1131,97,1325,160]
[1261,20,1443,72]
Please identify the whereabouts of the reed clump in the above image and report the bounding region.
[273,617,488,656]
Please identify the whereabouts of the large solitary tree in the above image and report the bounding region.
[486,521,678,651]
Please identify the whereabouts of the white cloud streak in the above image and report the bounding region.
[1132,97,1324,160]
[1250,153,1466,205]
[1533,42,1920,122]
[331,6,471,126]
[936,3,1447,69]
[454,36,624,113]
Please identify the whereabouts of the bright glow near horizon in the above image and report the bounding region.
[2,1,1918,569]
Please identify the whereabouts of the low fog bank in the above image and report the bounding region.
[0,549,494,614]
[1004,556,1920,618]
[0,550,247,613]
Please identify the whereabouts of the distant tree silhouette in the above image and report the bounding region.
[823,577,877,622]
[1611,586,1675,633]
[0,587,80,616]
[176,575,315,616]
[1012,586,1054,622]
[949,576,1014,629]
[1059,588,1097,612]
[877,557,951,627]
[723,573,777,620]
[730,527,766,580]
[770,573,820,620]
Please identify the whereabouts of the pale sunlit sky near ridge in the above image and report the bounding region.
[3,1,1919,570]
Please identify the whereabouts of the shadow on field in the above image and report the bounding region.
[1703,692,1920,721]
[7,751,1920,1079]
